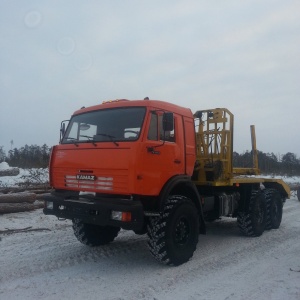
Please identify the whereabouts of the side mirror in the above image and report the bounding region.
[162,112,174,131]
[60,120,69,142]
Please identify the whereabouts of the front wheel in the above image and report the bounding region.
[72,219,120,246]
[147,195,199,266]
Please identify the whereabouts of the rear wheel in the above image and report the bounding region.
[147,195,199,266]
[237,191,267,237]
[264,189,283,229]
[72,219,120,246]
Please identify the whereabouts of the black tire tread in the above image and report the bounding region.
[264,188,283,230]
[147,195,199,266]
[72,219,120,246]
[237,190,266,237]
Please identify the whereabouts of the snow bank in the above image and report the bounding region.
[0,168,49,187]
[0,162,10,170]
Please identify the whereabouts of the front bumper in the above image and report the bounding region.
[43,193,144,231]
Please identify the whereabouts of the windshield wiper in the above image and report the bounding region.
[79,135,97,146]
[64,137,79,147]
[64,136,96,147]
[94,133,119,146]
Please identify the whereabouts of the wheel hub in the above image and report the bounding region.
[175,217,190,245]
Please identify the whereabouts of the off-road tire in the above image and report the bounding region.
[264,188,283,230]
[147,195,199,266]
[237,191,267,237]
[72,219,120,246]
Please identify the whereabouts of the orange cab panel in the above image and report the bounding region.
[51,144,134,195]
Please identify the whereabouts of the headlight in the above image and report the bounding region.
[111,211,132,222]
[46,201,53,209]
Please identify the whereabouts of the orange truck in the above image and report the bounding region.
[43,99,290,265]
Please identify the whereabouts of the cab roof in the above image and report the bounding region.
[73,99,193,118]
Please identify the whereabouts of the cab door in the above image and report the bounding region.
[138,110,185,195]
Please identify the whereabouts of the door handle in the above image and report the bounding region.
[174,159,181,164]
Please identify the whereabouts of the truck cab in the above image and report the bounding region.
[45,99,203,234]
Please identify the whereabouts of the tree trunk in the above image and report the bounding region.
[0,168,20,177]
[0,192,36,204]
[0,203,35,214]
[35,193,50,200]
[0,185,51,194]
[33,200,45,209]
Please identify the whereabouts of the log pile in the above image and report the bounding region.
[0,192,45,214]
[0,185,50,194]
[0,167,20,177]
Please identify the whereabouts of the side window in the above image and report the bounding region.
[147,113,158,140]
[147,112,175,142]
[68,122,79,140]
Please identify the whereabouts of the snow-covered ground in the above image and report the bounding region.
[0,163,49,188]
[1,166,300,299]
[1,196,300,300]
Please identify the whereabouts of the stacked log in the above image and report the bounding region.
[0,185,50,194]
[0,192,44,214]
[0,167,20,177]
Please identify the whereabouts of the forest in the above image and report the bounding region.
[0,144,50,168]
[233,151,300,176]
[0,144,300,176]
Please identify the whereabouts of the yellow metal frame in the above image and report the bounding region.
[233,125,260,176]
[193,108,260,185]
[192,108,290,197]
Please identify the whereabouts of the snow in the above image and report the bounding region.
[1,169,300,299]
[1,197,300,299]
[0,168,49,187]
[0,162,10,170]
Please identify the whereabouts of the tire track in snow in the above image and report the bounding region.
[111,198,300,300]
[0,228,148,282]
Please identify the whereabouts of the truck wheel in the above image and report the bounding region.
[237,191,267,237]
[72,219,120,246]
[147,195,199,266]
[264,189,282,230]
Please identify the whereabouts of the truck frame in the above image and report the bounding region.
[43,99,290,265]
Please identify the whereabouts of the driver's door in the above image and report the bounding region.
[138,111,185,195]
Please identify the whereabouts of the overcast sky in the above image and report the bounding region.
[1,0,299,157]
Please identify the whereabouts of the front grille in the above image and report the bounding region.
[65,175,113,191]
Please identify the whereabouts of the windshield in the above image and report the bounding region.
[62,107,146,144]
